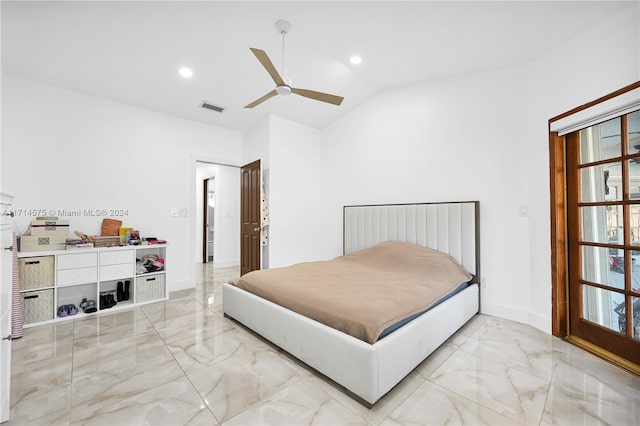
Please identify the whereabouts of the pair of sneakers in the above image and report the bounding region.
[79,297,97,313]
[57,304,78,317]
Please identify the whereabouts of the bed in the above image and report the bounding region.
[223,201,480,406]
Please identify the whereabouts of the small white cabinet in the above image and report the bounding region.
[18,244,167,327]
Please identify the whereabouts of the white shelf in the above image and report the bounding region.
[135,270,165,278]
[19,244,168,327]
[17,243,168,258]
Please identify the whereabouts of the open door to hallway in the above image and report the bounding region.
[240,159,261,276]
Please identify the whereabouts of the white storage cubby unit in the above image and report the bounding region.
[17,244,167,327]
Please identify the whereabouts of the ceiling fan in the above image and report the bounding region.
[245,20,344,109]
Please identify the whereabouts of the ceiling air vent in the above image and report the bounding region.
[200,101,225,113]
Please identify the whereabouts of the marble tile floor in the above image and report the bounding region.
[7,264,640,425]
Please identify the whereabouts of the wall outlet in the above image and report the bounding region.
[170,208,178,217]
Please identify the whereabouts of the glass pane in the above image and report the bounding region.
[581,205,623,245]
[634,297,640,340]
[580,117,621,164]
[627,110,640,155]
[583,284,624,334]
[581,245,624,289]
[581,162,622,202]
[629,249,640,294]
[629,159,640,200]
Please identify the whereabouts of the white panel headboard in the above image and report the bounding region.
[343,202,480,281]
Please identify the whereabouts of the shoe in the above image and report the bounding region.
[79,298,88,311]
[68,304,78,315]
[117,281,124,301]
[57,305,69,317]
[123,281,130,301]
[99,294,106,310]
[103,293,116,309]
[84,300,97,313]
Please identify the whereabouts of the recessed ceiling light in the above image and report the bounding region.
[179,67,193,78]
[349,56,362,65]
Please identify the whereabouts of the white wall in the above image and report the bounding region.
[322,67,530,322]
[269,115,331,267]
[212,165,240,268]
[2,76,242,293]
[320,2,639,333]
[241,114,330,269]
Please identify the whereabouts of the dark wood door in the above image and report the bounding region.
[240,159,261,276]
[202,178,209,264]
[566,110,640,365]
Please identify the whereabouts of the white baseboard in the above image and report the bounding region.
[214,259,240,269]
[481,300,552,335]
[166,278,192,294]
[527,311,552,334]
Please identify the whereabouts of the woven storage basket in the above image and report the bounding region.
[19,256,54,290]
[136,275,165,303]
[22,289,54,324]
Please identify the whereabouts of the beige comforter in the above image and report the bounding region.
[232,241,472,344]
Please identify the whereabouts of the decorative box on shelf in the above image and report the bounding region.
[93,236,120,248]
[19,235,66,252]
[29,219,69,236]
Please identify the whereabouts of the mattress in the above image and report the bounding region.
[231,241,472,344]
[377,280,469,339]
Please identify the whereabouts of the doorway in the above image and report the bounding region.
[195,162,240,268]
[549,81,640,373]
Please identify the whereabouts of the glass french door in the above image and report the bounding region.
[566,109,640,365]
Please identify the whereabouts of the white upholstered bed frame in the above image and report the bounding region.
[223,201,480,405]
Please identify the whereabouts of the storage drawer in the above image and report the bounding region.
[58,252,98,270]
[99,263,134,281]
[99,249,134,266]
[57,267,98,286]
[136,274,165,303]
[22,289,54,324]
[19,256,54,290]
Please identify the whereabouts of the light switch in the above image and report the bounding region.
[519,205,529,217]
[170,208,178,217]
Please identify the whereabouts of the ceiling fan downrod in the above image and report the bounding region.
[276,19,291,88]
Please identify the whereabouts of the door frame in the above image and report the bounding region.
[202,177,216,264]
[549,81,640,373]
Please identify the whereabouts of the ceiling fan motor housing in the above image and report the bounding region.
[276,85,292,96]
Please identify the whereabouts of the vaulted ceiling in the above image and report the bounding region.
[2,1,631,131]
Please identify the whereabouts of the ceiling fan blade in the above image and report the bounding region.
[250,48,285,87]
[244,89,278,108]
[291,88,344,106]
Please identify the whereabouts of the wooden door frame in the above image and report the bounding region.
[550,81,640,339]
[550,82,640,375]
[202,178,210,264]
